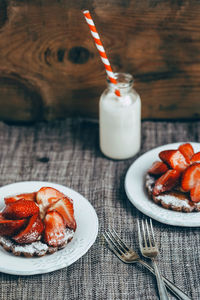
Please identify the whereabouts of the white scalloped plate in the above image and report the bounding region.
[0,181,98,275]
[125,142,200,227]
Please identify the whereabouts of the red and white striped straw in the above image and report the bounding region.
[83,10,121,97]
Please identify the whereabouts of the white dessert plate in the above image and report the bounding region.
[0,181,98,275]
[125,142,200,227]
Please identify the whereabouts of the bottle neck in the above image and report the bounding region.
[107,73,134,96]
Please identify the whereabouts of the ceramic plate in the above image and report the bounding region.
[0,181,98,275]
[125,142,200,227]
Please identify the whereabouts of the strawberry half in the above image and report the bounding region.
[159,150,189,172]
[0,218,27,236]
[44,211,66,247]
[36,187,65,218]
[148,161,168,176]
[178,143,194,163]
[153,169,180,196]
[190,184,200,203]
[2,199,39,220]
[4,192,36,205]
[13,214,44,244]
[48,197,76,230]
[181,163,200,192]
[191,152,200,163]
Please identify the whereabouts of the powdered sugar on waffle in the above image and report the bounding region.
[47,228,71,246]
[14,241,48,256]
[0,229,74,257]
[145,174,200,212]
[145,175,154,193]
[156,194,192,210]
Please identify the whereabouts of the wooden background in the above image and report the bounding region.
[0,0,200,122]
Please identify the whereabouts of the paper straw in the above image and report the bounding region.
[83,10,121,97]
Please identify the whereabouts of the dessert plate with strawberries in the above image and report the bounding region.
[0,181,98,275]
[125,142,200,227]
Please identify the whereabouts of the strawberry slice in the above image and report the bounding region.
[191,152,200,163]
[44,211,66,247]
[48,197,76,230]
[159,150,189,172]
[178,143,194,163]
[4,192,36,205]
[148,161,168,176]
[36,187,65,218]
[153,169,180,196]
[0,218,27,236]
[2,199,39,220]
[13,214,44,244]
[181,163,200,191]
[190,184,200,202]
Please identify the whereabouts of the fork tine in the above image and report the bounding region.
[104,230,124,255]
[137,219,143,250]
[150,219,156,247]
[146,219,152,247]
[103,233,123,259]
[109,228,130,252]
[106,229,130,254]
[142,219,148,248]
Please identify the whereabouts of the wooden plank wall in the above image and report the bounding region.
[0,0,200,122]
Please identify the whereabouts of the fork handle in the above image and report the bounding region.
[138,259,191,300]
[152,259,169,300]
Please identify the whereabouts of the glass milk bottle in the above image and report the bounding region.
[99,73,141,159]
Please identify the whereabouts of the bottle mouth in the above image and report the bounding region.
[107,72,134,88]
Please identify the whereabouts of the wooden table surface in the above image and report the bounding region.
[0,1,200,122]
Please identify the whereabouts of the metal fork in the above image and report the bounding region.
[103,228,191,300]
[137,219,169,300]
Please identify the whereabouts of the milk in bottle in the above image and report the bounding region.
[99,73,141,159]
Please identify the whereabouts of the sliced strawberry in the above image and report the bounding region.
[159,150,189,172]
[4,192,36,205]
[13,214,44,244]
[2,199,39,220]
[178,143,194,163]
[181,163,200,191]
[191,152,200,163]
[153,169,180,196]
[36,187,65,218]
[44,211,66,247]
[148,161,168,176]
[48,197,76,230]
[0,218,27,236]
[190,184,200,202]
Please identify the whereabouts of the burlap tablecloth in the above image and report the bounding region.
[0,119,199,300]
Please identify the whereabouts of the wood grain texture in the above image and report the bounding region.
[0,0,200,122]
